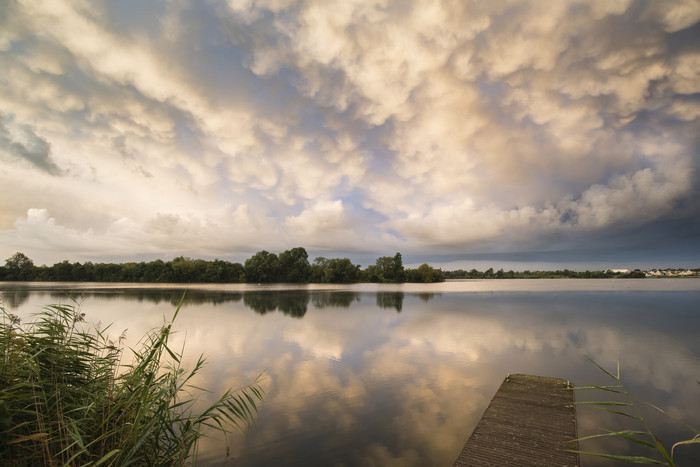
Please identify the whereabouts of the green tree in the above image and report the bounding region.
[244,251,280,283]
[71,262,95,281]
[143,260,168,282]
[170,257,208,282]
[372,252,404,283]
[311,257,361,283]
[52,260,73,281]
[226,262,247,283]
[3,252,35,280]
[278,247,311,283]
[119,262,146,282]
[405,263,445,282]
[326,258,361,283]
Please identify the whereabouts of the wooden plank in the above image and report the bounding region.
[453,374,579,466]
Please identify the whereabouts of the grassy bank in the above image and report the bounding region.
[0,296,262,466]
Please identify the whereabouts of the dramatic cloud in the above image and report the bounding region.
[0,0,698,266]
[0,114,62,175]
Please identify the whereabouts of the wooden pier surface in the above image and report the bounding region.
[453,374,579,466]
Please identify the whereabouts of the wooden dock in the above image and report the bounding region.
[453,374,579,466]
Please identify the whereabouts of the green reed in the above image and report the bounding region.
[571,356,699,465]
[0,295,263,466]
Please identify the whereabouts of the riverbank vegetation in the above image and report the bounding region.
[445,268,624,279]
[3,251,697,284]
[0,297,263,465]
[0,250,445,284]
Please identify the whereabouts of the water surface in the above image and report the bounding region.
[2,280,699,466]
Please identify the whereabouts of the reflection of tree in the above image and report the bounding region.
[243,294,278,315]
[42,290,244,307]
[310,292,359,308]
[243,292,310,318]
[276,297,308,318]
[1,290,31,309]
[178,292,243,306]
[376,292,404,312]
[418,293,435,302]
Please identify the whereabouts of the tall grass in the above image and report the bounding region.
[0,295,263,466]
[571,356,699,465]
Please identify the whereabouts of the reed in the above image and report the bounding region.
[0,294,263,466]
[571,356,699,465]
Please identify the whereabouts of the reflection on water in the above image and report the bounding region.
[1,281,699,466]
[0,286,373,317]
[311,291,361,308]
[244,292,309,318]
[0,289,30,308]
[376,292,405,312]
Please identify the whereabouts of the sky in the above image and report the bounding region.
[1,0,699,270]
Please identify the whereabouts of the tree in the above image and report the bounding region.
[372,252,404,283]
[405,263,445,282]
[310,257,361,283]
[52,260,73,281]
[278,247,311,283]
[5,252,34,270]
[170,257,208,282]
[4,252,35,280]
[244,251,280,283]
[72,262,95,281]
[143,259,168,282]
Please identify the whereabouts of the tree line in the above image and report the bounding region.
[0,249,445,284]
[443,268,644,279]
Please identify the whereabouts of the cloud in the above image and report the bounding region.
[0,206,282,263]
[284,200,380,250]
[0,115,62,175]
[655,0,700,32]
[0,0,698,263]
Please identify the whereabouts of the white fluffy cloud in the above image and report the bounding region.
[0,0,698,264]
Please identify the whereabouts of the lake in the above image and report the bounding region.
[1,279,699,466]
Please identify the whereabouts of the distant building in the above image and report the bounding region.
[607,269,630,274]
[643,269,695,277]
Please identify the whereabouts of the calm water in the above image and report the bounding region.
[1,280,699,466]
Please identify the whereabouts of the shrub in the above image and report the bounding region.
[0,295,262,466]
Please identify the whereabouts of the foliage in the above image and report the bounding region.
[278,248,311,283]
[2,252,35,281]
[0,253,249,284]
[444,268,619,279]
[0,296,263,466]
[404,263,446,283]
[363,253,405,283]
[244,251,281,283]
[310,257,362,283]
[571,357,699,465]
[0,249,447,284]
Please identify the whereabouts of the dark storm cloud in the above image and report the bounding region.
[0,115,62,175]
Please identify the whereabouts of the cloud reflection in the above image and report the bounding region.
[2,285,699,465]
